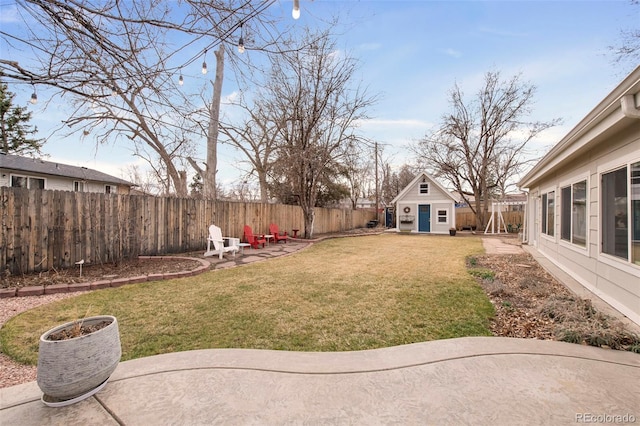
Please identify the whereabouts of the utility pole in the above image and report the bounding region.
[375,141,379,223]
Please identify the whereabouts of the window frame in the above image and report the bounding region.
[560,178,588,249]
[419,183,429,195]
[540,188,555,238]
[74,181,85,192]
[10,174,46,189]
[437,209,448,224]
[597,155,640,272]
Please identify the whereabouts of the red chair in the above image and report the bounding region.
[243,225,267,249]
[269,223,288,243]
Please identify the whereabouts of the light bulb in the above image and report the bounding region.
[292,0,300,19]
[202,61,207,74]
[238,36,245,53]
[178,74,184,86]
[30,92,38,104]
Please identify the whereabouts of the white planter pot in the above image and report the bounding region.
[37,315,121,404]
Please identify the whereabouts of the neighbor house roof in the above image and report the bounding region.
[519,65,640,189]
[391,171,458,204]
[0,153,134,186]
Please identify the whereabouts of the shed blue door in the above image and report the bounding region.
[418,204,431,232]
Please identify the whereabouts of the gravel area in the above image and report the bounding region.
[1,293,79,389]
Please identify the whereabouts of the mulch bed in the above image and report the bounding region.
[0,258,203,289]
[471,253,640,351]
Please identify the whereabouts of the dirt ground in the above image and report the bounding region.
[0,257,203,289]
[471,253,639,351]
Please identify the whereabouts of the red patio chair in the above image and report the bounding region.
[269,223,288,243]
[243,225,267,249]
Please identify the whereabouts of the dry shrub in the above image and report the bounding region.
[542,296,640,350]
[518,275,549,297]
[483,279,513,298]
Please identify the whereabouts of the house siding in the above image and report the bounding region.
[1,153,133,194]
[524,126,640,326]
[1,168,130,194]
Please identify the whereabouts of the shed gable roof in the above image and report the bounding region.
[0,153,134,186]
[391,171,457,204]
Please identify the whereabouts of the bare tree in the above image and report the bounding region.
[1,0,286,197]
[412,71,560,229]
[342,139,372,210]
[218,91,281,202]
[610,0,640,70]
[265,28,376,238]
[380,163,415,205]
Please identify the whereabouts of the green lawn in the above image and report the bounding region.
[0,234,494,365]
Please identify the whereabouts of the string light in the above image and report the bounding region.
[30,84,37,104]
[201,49,207,74]
[178,73,184,86]
[238,24,245,53]
[292,0,300,19]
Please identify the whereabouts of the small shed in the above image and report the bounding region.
[391,171,457,233]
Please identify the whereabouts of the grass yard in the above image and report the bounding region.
[0,234,494,365]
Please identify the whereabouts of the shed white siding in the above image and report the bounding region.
[392,172,457,234]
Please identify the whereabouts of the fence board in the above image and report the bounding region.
[0,188,376,275]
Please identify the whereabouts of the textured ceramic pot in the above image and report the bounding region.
[37,315,121,402]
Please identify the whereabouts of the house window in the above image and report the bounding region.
[105,185,113,194]
[541,190,554,236]
[437,209,447,223]
[602,167,628,260]
[632,162,640,265]
[560,180,587,247]
[10,175,26,188]
[572,181,587,246]
[561,186,571,241]
[10,175,45,189]
[419,183,429,194]
[74,181,85,192]
[542,193,547,234]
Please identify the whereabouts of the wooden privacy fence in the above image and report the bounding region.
[456,211,525,231]
[0,188,376,275]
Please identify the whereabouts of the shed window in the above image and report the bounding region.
[437,209,447,223]
[419,183,429,194]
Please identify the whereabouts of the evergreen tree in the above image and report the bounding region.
[0,82,44,156]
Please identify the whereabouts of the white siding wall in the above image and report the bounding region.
[1,169,125,194]
[526,129,640,325]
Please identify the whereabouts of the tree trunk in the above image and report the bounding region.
[303,206,315,239]
[205,46,224,200]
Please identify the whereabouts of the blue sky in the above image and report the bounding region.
[2,0,638,189]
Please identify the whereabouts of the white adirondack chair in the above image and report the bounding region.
[204,225,239,259]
